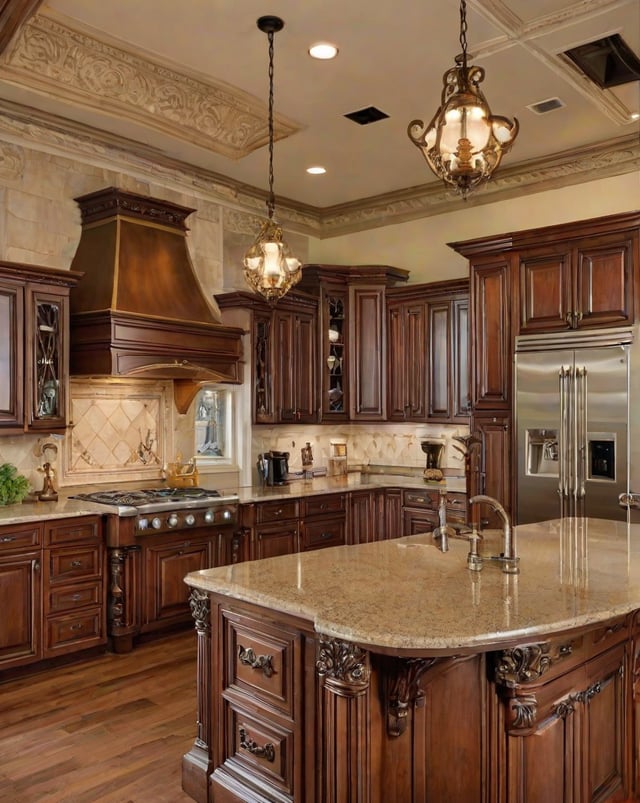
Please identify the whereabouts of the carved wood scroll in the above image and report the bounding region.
[384,656,439,737]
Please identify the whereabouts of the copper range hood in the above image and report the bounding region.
[69,187,244,407]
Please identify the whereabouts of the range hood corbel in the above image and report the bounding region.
[69,187,244,402]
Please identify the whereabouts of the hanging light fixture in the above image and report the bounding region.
[244,15,301,303]
[407,0,519,199]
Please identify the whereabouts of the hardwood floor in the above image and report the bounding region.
[0,632,197,802]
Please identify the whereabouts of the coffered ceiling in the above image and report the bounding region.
[0,0,637,231]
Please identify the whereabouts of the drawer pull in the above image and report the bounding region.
[71,593,82,602]
[238,645,275,678]
[239,727,275,762]
[70,623,85,631]
[1,536,15,542]
[70,560,83,568]
[274,509,283,516]
[320,532,333,540]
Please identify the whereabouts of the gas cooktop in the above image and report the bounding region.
[71,487,239,515]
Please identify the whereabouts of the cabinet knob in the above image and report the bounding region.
[70,560,83,568]
[1,536,15,543]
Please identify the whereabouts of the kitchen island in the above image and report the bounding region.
[183,517,640,803]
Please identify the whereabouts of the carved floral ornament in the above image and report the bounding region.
[3,13,301,160]
[316,636,370,689]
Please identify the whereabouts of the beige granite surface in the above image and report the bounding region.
[0,472,465,524]
[185,517,640,654]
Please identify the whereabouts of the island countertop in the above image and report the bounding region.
[185,516,640,653]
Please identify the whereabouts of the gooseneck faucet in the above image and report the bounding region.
[468,495,519,574]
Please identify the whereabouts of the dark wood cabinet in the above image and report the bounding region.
[0,264,80,433]
[519,230,636,333]
[348,488,385,544]
[319,286,349,420]
[387,297,427,421]
[349,286,387,420]
[300,494,346,551]
[468,256,513,412]
[384,489,403,540]
[0,516,106,672]
[274,306,318,423]
[469,413,511,527]
[0,541,41,669]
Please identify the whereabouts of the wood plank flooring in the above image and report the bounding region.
[0,632,197,802]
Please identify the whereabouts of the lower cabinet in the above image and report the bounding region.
[245,500,300,561]
[348,488,385,544]
[0,515,106,672]
[470,412,512,527]
[300,494,346,551]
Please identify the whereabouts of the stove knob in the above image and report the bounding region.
[151,517,162,530]
[204,510,215,524]
[222,509,232,521]
[185,514,196,526]
[138,518,148,531]
[167,513,179,528]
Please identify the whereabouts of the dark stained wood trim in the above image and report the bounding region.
[0,0,43,54]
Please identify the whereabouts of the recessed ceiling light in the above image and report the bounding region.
[309,42,338,60]
[631,112,640,121]
[306,166,326,175]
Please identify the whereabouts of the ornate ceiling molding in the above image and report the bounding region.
[1,11,301,160]
[0,97,635,240]
[0,0,43,54]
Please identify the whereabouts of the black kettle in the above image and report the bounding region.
[257,451,290,486]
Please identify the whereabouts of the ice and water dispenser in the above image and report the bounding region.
[524,428,616,481]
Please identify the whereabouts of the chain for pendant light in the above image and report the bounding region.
[266,25,275,220]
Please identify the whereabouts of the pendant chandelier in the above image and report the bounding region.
[407,0,519,199]
[244,15,301,304]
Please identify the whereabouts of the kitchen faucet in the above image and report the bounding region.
[433,488,456,552]
[468,495,519,574]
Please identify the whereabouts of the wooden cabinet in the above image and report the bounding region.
[0,264,80,433]
[519,230,636,333]
[349,285,387,420]
[0,515,105,672]
[469,413,511,527]
[243,500,300,560]
[274,306,318,424]
[300,494,346,551]
[384,489,403,540]
[348,488,385,544]
[0,524,41,669]
[387,296,427,421]
[319,286,349,420]
[387,279,469,423]
[402,489,439,535]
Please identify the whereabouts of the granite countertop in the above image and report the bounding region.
[185,517,640,654]
[0,472,466,525]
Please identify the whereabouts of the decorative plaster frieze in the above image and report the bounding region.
[2,12,301,160]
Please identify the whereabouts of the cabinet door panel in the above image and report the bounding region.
[253,525,298,560]
[470,413,511,527]
[27,289,68,430]
[294,311,318,423]
[349,490,384,544]
[402,509,438,536]
[519,250,572,332]
[576,235,635,327]
[452,297,470,420]
[386,303,406,420]
[428,301,451,419]
[349,287,386,420]
[471,259,512,410]
[0,282,23,428]
[145,537,213,624]
[0,551,41,667]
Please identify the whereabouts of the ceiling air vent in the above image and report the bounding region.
[564,34,640,88]
[527,97,566,115]
[344,106,389,125]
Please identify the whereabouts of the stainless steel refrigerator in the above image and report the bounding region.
[515,326,640,525]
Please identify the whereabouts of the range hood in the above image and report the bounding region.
[69,187,244,401]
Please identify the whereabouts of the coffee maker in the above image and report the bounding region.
[257,451,290,486]
[421,439,444,481]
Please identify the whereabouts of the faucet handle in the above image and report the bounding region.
[467,527,483,572]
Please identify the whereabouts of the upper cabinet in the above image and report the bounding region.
[386,279,470,423]
[0,263,81,434]
[297,264,409,423]
[519,229,636,333]
[218,291,319,425]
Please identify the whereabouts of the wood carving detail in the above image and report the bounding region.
[316,636,370,691]
[494,640,574,688]
[238,645,274,678]
[509,693,538,730]
[385,656,438,737]
[188,588,210,633]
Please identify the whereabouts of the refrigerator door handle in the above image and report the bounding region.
[620,492,640,509]
[559,367,570,513]
[576,366,587,501]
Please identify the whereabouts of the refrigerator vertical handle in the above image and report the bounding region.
[559,367,569,515]
[576,367,587,502]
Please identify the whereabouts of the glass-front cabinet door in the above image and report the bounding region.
[0,281,24,428]
[321,287,348,420]
[27,289,67,430]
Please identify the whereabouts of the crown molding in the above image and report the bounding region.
[1,10,301,160]
[0,96,636,240]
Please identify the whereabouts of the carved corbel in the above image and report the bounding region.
[385,657,438,737]
[494,640,573,689]
[316,636,370,692]
[508,693,539,731]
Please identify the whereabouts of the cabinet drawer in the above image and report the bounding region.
[587,614,630,658]
[301,494,346,518]
[223,610,297,716]
[45,607,104,654]
[45,516,101,546]
[225,702,295,798]
[301,517,346,551]
[256,500,299,524]
[0,524,40,552]
[403,490,438,509]
[47,580,103,614]
[47,545,102,583]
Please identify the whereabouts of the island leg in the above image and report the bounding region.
[316,636,371,803]
[183,589,212,803]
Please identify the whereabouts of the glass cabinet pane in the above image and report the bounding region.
[325,292,346,417]
[0,284,22,425]
[33,296,63,423]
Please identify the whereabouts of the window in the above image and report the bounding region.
[194,387,233,464]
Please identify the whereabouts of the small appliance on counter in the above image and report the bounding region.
[257,451,290,486]
[329,440,348,476]
[421,439,445,482]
